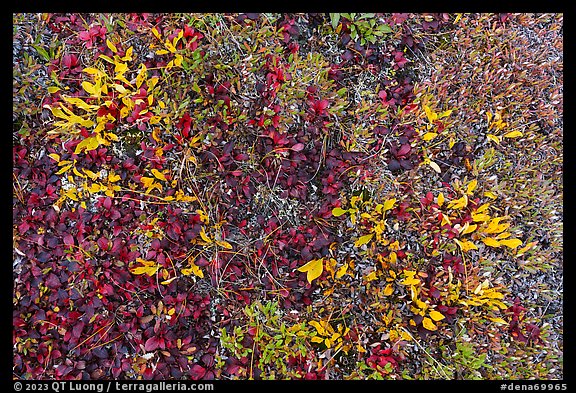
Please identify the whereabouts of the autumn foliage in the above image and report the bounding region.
[13,13,562,380]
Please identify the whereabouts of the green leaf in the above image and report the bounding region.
[33,45,50,61]
[329,13,341,29]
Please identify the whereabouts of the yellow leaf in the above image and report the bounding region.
[297,258,324,284]
[437,192,444,207]
[106,39,118,53]
[136,64,147,89]
[484,219,510,234]
[354,233,374,247]
[429,160,441,173]
[422,317,437,331]
[482,237,501,247]
[487,134,501,144]
[499,238,522,249]
[113,83,128,94]
[335,263,348,279]
[72,166,86,178]
[87,183,103,194]
[114,61,128,75]
[62,96,99,111]
[152,27,161,40]
[309,320,327,336]
[165,40,177,53]
[122,46,134,61]
[422,132,438,141]
[199,227,212,243]
[56,164,72,175]
[181,262,204,278]
[108,172,121,182]
[161,277,178,285]
[82,81,97,96]
[466,179,477,195]
[155,49,170,55]
[83,67,105,77]
[47,86,60,94]
[365,270,378,282]
[484,191,497,200]
[64,188,79,201]
[429,310,445,322]
[174,54,183,67]
[461,223,477,235]
[151,168,167,182]
[215,240,233,250]
[423,105,437,123]
[503,131,523,138]
[332,207,348,217]
[400,276,420,286]
[311,336,324,344]
[516,241,538,256]
[148,77,159,90]
[383,283,394,296]
[454,239,478,252]
[130,259,160,276]
[48,153,60,162]
[447,194,468,210]
[472,212,491,222]
[382,198,396,212]
[487,317,508,325]
[74,136,100,154]
[389,251,397,264]
[438,109,452,118]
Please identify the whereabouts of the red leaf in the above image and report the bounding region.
[103,197,112,210]
[63,233,74,246]
[144,336,160,352]
[292,143,305,152]
[397,144,411,157]
[190,364,206,380]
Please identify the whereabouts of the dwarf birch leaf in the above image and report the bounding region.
[503,131,523,138]
[499,238,522,249]
[106,39,118,53]
[297,259,324,284]
[466,179,478,195]
[462,223,477,235]
[488,317,508,325]
[382,198,396,212]
[437,192,445,207]
[215,240,233,250]
[429,160,441,173]
[422,317,437,331]
[482,237,501,247]
[383,283,394,296]
[429,310,445,322]
[422,132,438,141]
[487,134,501,144]
[151,169,167,182]
[455,239,478,252]
[354,233,374,247]
[423,105,437,123]
[332,207,348,217]
[199,227,212,243]
[335,263,348,279]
